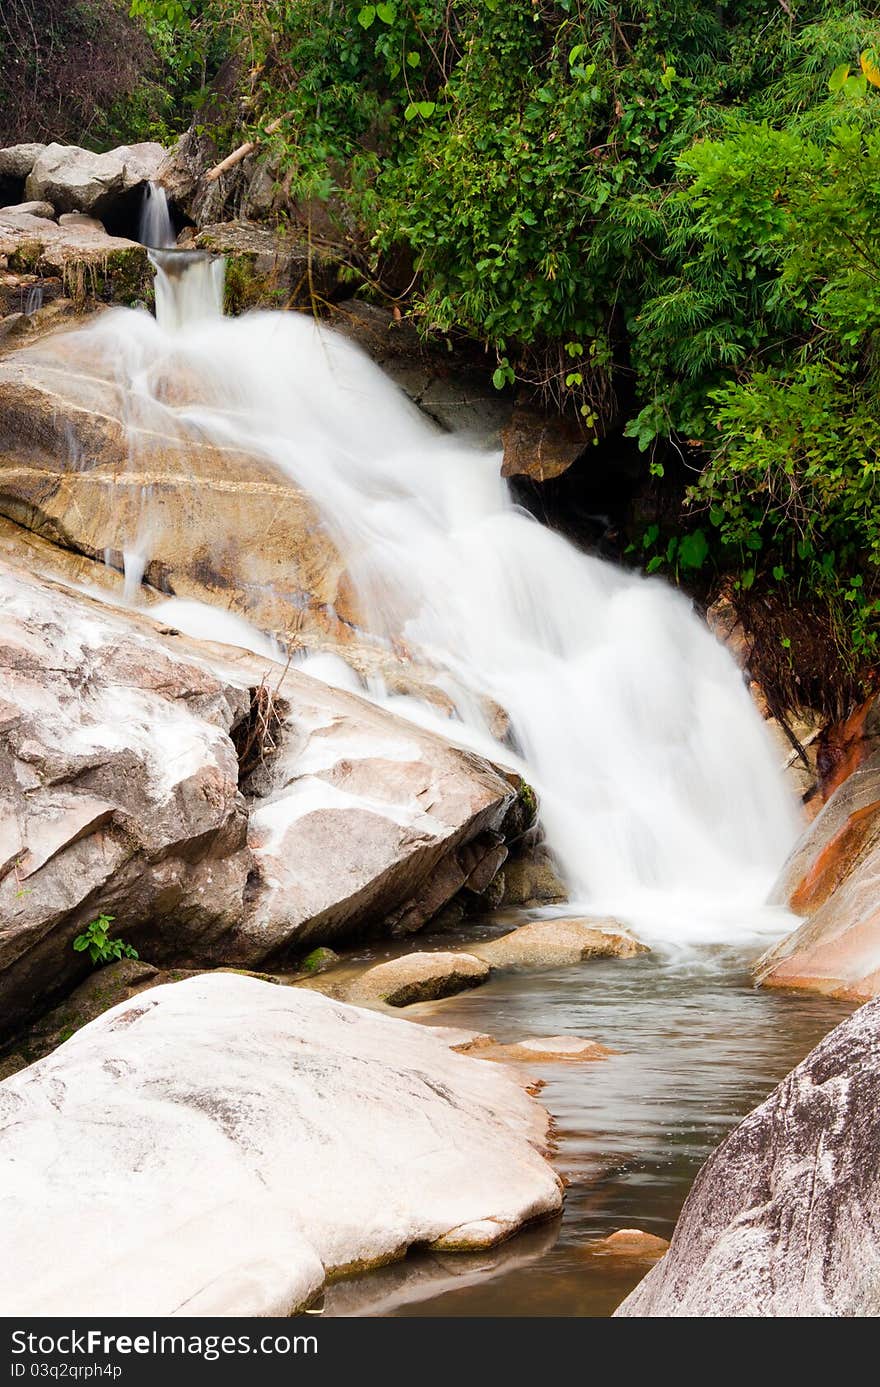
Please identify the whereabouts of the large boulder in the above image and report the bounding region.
[0,555,516,1031]
[0,973,563,1315]
[755,752,880,1001]
[0,327,353,644]
[24,142,166,217]
[615,997,880,1316]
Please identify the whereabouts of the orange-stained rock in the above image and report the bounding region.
[816,692,880,801]
[756,751,880,1000]
[585,1229,669,1260]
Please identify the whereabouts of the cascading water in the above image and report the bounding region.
[57,250,802,946]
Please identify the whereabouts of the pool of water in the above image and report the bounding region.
[314,944,852,1316]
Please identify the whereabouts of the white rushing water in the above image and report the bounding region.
[68,234,802,946]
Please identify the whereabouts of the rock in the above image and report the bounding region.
[500,845,567,907]
[471,917,647,971]
[300,947,339,975]
[25,142,166,217]
[501,403,587,482]
[0,201,55,220]
[0,559,252,1034]
[0,958,158,1079]
[190,221,346,312]
[455,1034,612,1064]
[347,952,490,1007]
[587,1229,670,1260]
[328,300,513,446]
[0,328,352,642]
[816,692,880,800]
[755,752,880,1000]
[0,555,517,1030]
[0,973,563,1315]
[615,997,880,1316]
[0,208,150,307]
[0,145,47,181]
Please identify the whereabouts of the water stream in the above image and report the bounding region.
[25,189,839,1314]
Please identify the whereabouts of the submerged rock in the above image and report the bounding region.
[455,1034,613,1064]
[0,973,562,1315]
[349,951,490,1007]
[615,997,880,1316]
[755,752,880,1001]
[587,1229,670,1260]
[471,917,647,971]
[0,556,516,1032]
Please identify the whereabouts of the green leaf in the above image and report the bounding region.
[403,102,419,121]
[417,101,436,118]
[646,555,665,574]
[376,2,396,22]
[406,51,420,67]
[492,366,509,390]
[357,5,376,28]
[73,937,90,952]
[772,565,785,582]
[678,529,709,570]
[828,62,850,93]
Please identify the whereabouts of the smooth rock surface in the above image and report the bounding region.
[615,996,880,1316]
[471,917,647,971]
[0,555,516,1028]
[455,1034,613,1064]
[348,951,490,1008]
[756,752,880,1000]
[25,142,166,216]
[0,326,353,642]
[0,973,562,1315]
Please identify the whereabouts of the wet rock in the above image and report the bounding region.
[190,221,346,312]
[25,142,166,217]
[615,997,880,1316]
[299,947,339,975]
[455,1034,613,1064]
[328,300,513,446]
[347,952,490,1008]
[0,972,562,1315]
[755,751,880,1000]
[501,404,587,483]
[472,917,647,971]
[0,330,351,643]
[500,845,567,907]
[587,1229,669,1261]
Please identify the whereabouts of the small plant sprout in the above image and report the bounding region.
[73,914,139,968]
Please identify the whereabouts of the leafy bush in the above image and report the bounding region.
[73,914,139,967]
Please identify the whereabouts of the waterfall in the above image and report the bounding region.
[55,258,802,945]
[139,182,176,249]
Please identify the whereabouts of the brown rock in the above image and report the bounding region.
[501,404,586,483]
[500,846,566,906]
[347,951,490,1007]
[455,1034,612,1064]
[471,917,647,971]
[588,1229,669,1259]
[0,208,150,305]
[0,334,354,644]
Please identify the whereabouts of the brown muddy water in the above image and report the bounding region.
[307,934,851,1317]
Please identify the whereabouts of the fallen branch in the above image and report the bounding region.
[203,112,296,183]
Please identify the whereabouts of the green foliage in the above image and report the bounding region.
[112,2,880,693]
[73,915,139,968]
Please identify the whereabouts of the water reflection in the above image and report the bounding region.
[320,950,852,1316]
